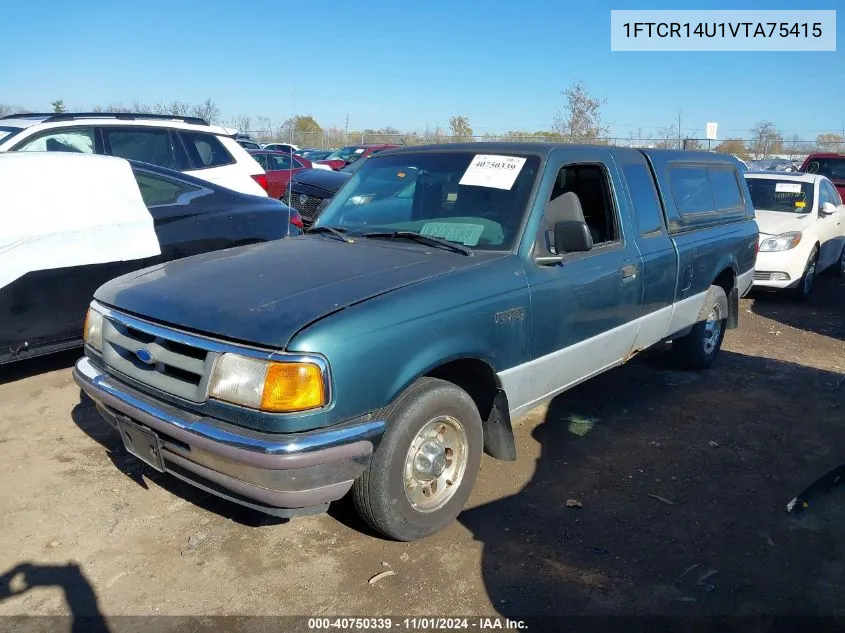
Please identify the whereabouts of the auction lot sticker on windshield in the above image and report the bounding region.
[421,222,485,246]
[460,155,526,190]
[775,182,803,193]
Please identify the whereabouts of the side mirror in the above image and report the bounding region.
[820,202,837,215]
[554,220,594,254]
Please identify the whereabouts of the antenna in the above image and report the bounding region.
[345,114,349,146]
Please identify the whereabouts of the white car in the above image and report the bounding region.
[745,171,845,298]
[0,112,268,197]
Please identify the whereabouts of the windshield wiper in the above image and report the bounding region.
[362,231,473,256]
[305,225,353,243]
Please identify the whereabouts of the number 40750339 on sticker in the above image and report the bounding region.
[459,154,527,190]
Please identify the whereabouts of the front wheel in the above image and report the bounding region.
[672,285,729,370]
[352,378,483,541]
[793,247,818,301]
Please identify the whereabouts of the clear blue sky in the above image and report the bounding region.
[2,0,841,139]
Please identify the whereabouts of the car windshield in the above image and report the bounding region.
[745,177,815,214]
[324,146,365,162]
[804,157,845,181]
[0,126,24,143]
[313,152,541,251]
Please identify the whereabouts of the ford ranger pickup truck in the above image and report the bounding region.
[74,143,758,541]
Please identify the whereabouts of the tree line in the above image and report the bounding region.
[2,83,843,158]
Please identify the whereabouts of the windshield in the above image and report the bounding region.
[745,177,815,214]
[314,152,541,251]
[0,125,24,143]
[804,157,845,181]
[324,146,366,162]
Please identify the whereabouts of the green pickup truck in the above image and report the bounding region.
[74,143,757,541]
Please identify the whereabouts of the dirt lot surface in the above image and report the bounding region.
[0,276,843,631]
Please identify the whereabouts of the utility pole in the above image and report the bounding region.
[677,109,683,150]
[290,81,296,145]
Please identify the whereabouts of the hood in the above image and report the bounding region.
[291,168,352,192]
[754,209,813,236]
[94,237,487,349]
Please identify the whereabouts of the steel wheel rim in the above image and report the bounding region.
[403,415,469,513]
[804,259,816,295]
[703,303,723,355]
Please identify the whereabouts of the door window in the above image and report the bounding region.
[15,127,95,153]
[134,170,203,207]
[104,127,187,170]
[268,153,294,170]
[548,164,620,248]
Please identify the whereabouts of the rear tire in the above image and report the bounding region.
[672,285,729,370]
[793,247,818,301]
[833,244,845,278]
[353,378,483,541]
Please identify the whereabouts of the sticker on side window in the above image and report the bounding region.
[459,155,526,190]
[775,182,803,193]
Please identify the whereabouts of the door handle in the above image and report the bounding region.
[620,264,638,281]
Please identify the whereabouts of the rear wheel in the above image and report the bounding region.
[793,247,818,301]
[672,285,729,370]
[353,378,483,541]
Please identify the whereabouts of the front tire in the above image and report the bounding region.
[353,378,483,541]
[672,285,729,370]
[793,247,818,301]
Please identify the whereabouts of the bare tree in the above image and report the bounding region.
[749,121,784,159]
[227,114,252,134]
[816,133,845,152]
[448,115,473,142]
[254,116,273,141]
[0,104,27,117]
[191,98,220,124]
[655,123,680,149]
[782,134,808,160]
[552,81,609,144]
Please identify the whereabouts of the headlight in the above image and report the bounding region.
[83,306,104,352]
[759,232,802,252]
[208,353,326,413]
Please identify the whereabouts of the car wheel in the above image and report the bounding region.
[671,285,729,370]
[352,377,483,541]
[793,247,819,300]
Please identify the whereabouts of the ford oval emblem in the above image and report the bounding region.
[135,348,154,365]
[299,194,308,205]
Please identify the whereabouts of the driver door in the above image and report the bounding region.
[817,180,842,270]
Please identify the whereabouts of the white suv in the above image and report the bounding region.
[0,112,268,197]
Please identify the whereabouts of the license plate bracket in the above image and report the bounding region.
[115,415,165,472]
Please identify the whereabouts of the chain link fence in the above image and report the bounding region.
[245,130,845,160]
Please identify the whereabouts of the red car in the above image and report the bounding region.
[801,153,845,199]
[248,150,313,199]
[316,144,400,170]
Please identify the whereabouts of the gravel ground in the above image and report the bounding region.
[0,275,843,631]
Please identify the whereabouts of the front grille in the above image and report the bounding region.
[289,192,328,223]
[101,313,218,402]
[753,271,772,281]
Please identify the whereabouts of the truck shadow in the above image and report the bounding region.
[750,275,845,342]
[69,392,287,529]
[458,348,845,620]
[0,562,109,633]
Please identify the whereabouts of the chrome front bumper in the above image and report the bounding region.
[73,356,385,517]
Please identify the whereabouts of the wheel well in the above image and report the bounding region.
[425,358,499,421]
[425,358,516,461]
